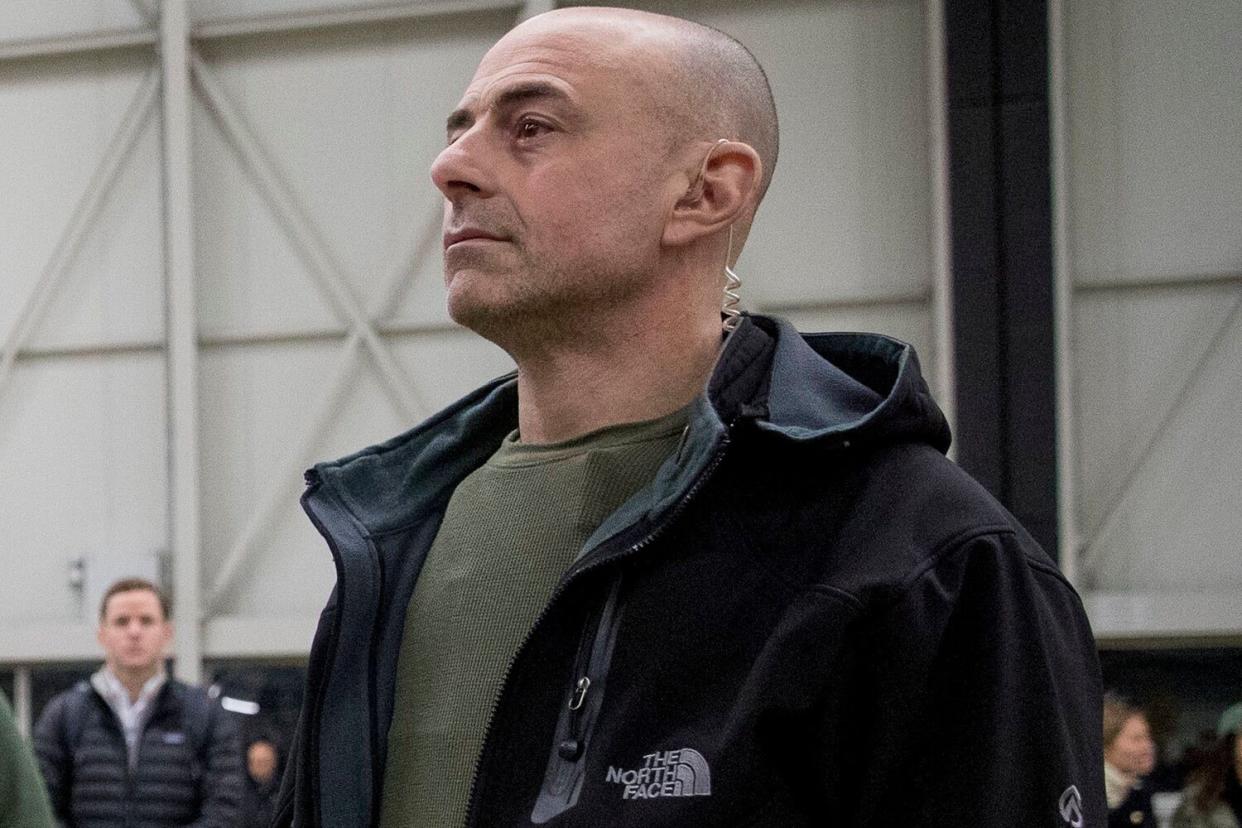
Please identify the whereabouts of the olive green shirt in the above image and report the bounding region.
[379,407,688,827]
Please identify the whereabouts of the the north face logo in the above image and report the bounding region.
[605,748,712,800]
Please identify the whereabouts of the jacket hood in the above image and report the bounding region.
[738,315,950,450]
[308,313,950,536]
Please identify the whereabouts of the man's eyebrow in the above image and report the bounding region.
[446,81,574,136]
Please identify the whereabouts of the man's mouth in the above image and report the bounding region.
[443,228,507,249]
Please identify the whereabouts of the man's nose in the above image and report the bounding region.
[430,128,493,202]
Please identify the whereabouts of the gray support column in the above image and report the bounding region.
[1047,0,1080,586]
[159,0,203,684]
[13,667,32,741]
[926,0,957,447]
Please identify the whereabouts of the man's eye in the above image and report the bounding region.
[516,119,549,140]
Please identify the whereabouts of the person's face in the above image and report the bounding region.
[1105,715,1157,777]
[248,741,278,784]
[430,16,681,339]
[97,589,171,675]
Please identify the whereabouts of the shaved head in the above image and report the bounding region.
[651,14,781,200]
[513,6,780,204]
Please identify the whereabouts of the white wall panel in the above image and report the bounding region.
[0,52,162,349]
[0,356,168,624]
[1066,0,1242,284]
[1062,0,1242,623]
[1074,286,1237,534]
[1081,297,1242,590]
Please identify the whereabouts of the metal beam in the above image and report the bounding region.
[0,28,156,63]
[924,0,956,449]
[0,68,159,406]
[755,290,932,315]
[0,624,98,664]
[11,595,1235,660]
[161,0,205,685]
[1086,591,1242,643]
[6,317,474,363]
[205,205,450,610]
[1047,0,1081,586]
[190,52,428,424]
[1078,290,1242,577]
[1074,270,1242,294]
[0,616,318,662]
[192,0,521,40]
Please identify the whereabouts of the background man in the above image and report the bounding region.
[34,578,241,826]
[277,6,1106,825]
[241,736,281,828]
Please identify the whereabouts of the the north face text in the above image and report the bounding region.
[605,748,712,800]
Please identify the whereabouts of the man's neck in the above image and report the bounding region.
[512,309,722,445]
[106,664,163,703]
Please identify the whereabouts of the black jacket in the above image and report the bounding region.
[1109,784,1155,828]
[276,315,1106,826]
[34,679,242,827]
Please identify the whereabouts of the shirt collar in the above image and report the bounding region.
[95,666,167,707]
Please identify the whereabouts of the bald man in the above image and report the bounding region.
[275,7,1105,826]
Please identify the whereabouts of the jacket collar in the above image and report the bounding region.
[308,313,948,537]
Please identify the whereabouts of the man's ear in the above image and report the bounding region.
[663,141,762,248]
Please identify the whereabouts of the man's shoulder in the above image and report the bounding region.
[160,679,218,723]
[731,438,1056,599]
[37,681,94,723]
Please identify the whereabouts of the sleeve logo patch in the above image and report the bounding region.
[605,748,712,800]
[1059,785,1084,827]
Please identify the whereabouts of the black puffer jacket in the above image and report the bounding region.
[33,679,242,827]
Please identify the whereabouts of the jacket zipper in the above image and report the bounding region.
[529,574,626,824]
[463,430,733,827]
[561,590,608,760]
[556,574,623,764]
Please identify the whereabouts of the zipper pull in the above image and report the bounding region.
[557,677,593,760]
[568,677,590,711]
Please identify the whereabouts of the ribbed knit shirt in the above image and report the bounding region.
[378,406,689,827]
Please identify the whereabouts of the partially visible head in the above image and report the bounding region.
[247,738,279,784]
[431,6,778,350]
[97,578,172,677]
[1189,726,1242,811]
[1103,695,1156,777]
[1219,703,1242,783]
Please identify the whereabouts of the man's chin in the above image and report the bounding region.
[446,278,524,335]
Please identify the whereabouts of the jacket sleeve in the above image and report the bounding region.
[188,701,244,828]
[32,694,72,825]
[2,692,55,828]
[848,530,1107,826]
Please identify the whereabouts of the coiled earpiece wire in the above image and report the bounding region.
[697,139,744,334]
[722,225,742,333]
